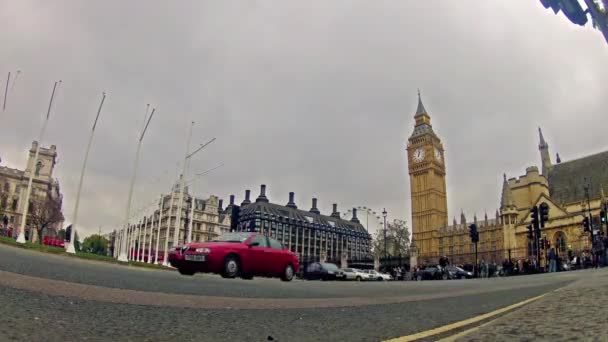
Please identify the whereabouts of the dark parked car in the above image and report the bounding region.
[416,266,444,280]
[304,262,341,280]
[445,265,474,279]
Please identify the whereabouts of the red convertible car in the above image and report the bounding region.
[168,232,299,281]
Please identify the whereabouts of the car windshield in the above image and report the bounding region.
[213,232,253,243]
[321,263,339,271]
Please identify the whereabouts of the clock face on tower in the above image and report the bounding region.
[413,148,425,162]
[434,147,442,163]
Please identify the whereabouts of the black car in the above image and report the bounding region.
[416,266,444,280]
[304,262,341,280]
[445,265,474,279]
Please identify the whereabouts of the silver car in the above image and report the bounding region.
[340,268,373,281]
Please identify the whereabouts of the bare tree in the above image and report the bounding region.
[388,219,410,257]
[28,190,64,243]
[371,219,411,258]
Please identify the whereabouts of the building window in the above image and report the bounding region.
[554,232,567,255]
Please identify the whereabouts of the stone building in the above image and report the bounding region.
[127,180,231,258]
[407,94,607,266]
[0,141,64,241]
[230,184,372,268]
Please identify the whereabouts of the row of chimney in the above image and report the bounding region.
[223,184,360,223]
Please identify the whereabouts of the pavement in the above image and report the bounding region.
[0,243,599,342]
[451,268,608,342]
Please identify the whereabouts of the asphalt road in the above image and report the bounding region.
[0,244,583,341]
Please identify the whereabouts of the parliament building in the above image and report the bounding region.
[407,94,608,266]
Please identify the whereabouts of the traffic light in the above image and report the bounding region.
[530,206,540,230]
[582,217,590,232]
[469,223,479,243]
[527,225,534,240]
[539,203,550,228]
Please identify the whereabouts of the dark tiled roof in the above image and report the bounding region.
[414,94,428,118]
[410,123,437,139]
[239,201,370,237]
[548,151,608,205]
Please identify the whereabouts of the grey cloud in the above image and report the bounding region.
[1,0,606,238]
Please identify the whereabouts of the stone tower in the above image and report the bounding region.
[407,92,448,262]
[538,127,552,176]
[500,174,518,260]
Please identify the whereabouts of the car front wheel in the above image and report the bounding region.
[178,266,195,276]
[355,276,362,282]
[281,264,295,282]
[222,255,240,278]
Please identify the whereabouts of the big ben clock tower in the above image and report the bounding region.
[407,91,448,263]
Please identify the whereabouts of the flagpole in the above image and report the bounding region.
[117,106,156,261]
[147,211,153,263]
[67,92,106,254]
[2,72,10,112]
[16,80,61,244]
[163,182,176,266]
[154,194,163,264]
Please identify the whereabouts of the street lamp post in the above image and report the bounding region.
[175,131,216,246]
[117,107,156,261]
[17,81,61,244]
[175,122,194,247]
[66,92,106,254]
[382,208,388,265]
[185,164,223,244]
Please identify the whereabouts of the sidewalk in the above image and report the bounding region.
[454,268,608,342]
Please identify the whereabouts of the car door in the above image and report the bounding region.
[245,234,271,275]
[343,268,354,280]
[267,237,288,275]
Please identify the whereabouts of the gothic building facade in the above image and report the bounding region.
[407,95,606,266]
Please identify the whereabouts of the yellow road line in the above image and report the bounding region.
[384,293,547,342]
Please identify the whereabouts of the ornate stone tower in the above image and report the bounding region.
[407,92,448,262]
[538,127,552,176]
[500,174,518,260]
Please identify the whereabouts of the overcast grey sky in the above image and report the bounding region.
[1,1,606,238]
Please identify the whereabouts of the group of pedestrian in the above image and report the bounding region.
[391,266,405,280]
[0,224,14,238]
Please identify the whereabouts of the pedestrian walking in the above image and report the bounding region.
[549,248,557,272]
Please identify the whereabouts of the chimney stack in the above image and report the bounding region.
[241,190,251,206]
[309,198,320,214]
[286,192,297,209]
[229,195,235,206]
[330,203,340,218]
[218,199,224,212]
[256,184,269,203]
[351,208,360,223]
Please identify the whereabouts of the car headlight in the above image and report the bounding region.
[195,247,211,254]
